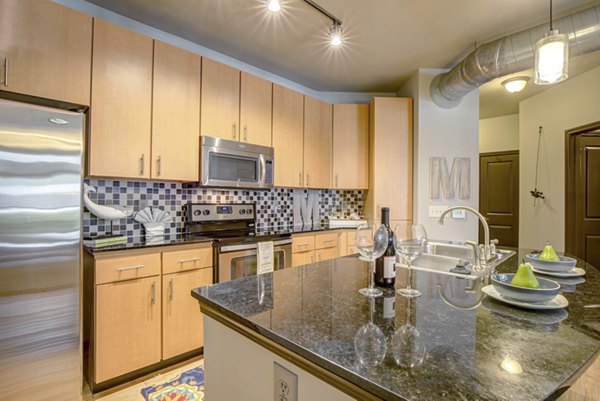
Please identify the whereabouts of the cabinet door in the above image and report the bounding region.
[304,96,332,189]
[163,268,213,359]
[201,57,240,141]
[365,98,413,223]
[96,276,160,383]
[292,250,315,267]
[89,19,153,179]
[152,40,201,181]
[316,246,339,262]
[272,84,304,187]
[0,0,92,105]
[240,72,272,146]
[333,104,369,189]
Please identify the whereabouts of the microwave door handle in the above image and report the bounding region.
[259,155,266,186]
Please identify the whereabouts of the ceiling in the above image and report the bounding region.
[83,0,600,115]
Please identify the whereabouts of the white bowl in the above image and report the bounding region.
[525,253,577,273]
[491,274,560,303]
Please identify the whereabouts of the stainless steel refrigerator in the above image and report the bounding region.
[0,98,83,400]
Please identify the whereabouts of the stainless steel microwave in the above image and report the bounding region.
[200,136,274,189]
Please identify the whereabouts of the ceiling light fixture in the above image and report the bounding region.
[534,0,569,85]
[267,0,281,13]
[303,0,343,46]
[501,76,530,93]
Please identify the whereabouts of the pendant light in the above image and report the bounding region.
[534,0,569,85]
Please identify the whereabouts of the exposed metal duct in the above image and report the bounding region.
[430,5,600,108]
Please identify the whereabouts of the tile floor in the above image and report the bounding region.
[82,358,203,401]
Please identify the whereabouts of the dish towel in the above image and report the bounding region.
[257,241,274,275]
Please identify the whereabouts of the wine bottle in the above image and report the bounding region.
[375,207,395,287]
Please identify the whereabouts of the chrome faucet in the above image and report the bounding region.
[438,206,494,266]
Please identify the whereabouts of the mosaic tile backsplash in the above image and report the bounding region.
[83,178,363,238]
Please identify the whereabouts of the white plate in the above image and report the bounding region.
[482,285,569,310]
[531,266,586,278]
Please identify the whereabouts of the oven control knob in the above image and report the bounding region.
[193,210,201,216]
[247,209,253,215]
[202,210,210,216]
[240,209,246,215]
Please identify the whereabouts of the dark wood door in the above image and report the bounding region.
[574,135,600,269]
[479,152,519,247]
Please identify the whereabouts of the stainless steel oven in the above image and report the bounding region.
[201,136,274,189]
[183,203,292,283]
[217,239,292,282]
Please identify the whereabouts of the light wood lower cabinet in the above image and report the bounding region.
[163,268,212,359]
[291,232,341,267]
[84,244,213,390]
[95,276,161,383]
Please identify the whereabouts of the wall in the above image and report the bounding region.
[479,114,519,153]
[519,64,600,250]
[83,179,363,238]
[53,0,395,104]
[398,69,480,242]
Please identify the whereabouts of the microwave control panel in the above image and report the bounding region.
[264,160,273,185]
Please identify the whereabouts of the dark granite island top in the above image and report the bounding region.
[192,249,600,401]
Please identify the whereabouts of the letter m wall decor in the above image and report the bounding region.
[429,157,471,200]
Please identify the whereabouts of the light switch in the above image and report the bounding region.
[428,205,448,218]
[451,209,466,219]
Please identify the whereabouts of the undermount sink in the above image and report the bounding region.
[396,241,515,279]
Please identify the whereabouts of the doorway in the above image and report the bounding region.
[479,151,519,247]
[566,122,600,270]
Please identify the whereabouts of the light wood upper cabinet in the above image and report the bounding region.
[152,41,201,181]
[240,72,272,146]
[201,57,240,141]
[364,97,413,224]
[0,0,92,105]
[89,19,153,179]
[304,96,332,189]
[272,84,304,188]
[95,276,161,383]
[162,267,212,359]
[333,104,369,189]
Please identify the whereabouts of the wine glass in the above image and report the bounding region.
[394,223,427,298]
[392,299,426,368]
[354,297,387,367]
[355,224,389,297]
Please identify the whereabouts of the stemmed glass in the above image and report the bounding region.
[355,225,389,298]
[394,223,427,298]
[392,298,426,368]
[354,297,387,367]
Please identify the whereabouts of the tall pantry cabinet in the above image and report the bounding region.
[364,97,413,226]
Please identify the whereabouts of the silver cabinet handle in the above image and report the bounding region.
[116,264,144,272]
[298,243,308,248]
[335,174,339,188]
[232,124,237,140]
[243,126,248,142]
[323,240,334,244]
[310,254,314,263]
[306,174,310,187]
[298,173,302,186]
[140,154,145,176]
[178,257,203,264]
[1,58,8,86]
[151,281,156,305]
[156,155,161,177]
[169,278,174,301]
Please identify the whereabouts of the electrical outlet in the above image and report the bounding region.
[274,362,297,401]
[428,205,448,218]
[451,209,466,219]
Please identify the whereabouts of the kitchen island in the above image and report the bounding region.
[191,250,600,400]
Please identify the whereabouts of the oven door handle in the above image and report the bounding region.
[219,238,292,252]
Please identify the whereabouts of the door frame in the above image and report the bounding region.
[479,150,520,246]
[565,121,600,255]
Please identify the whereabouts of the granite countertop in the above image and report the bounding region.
[192,249,600,401]
[83,234,214,254]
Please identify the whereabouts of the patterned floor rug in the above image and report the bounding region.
[140,366,204,401]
